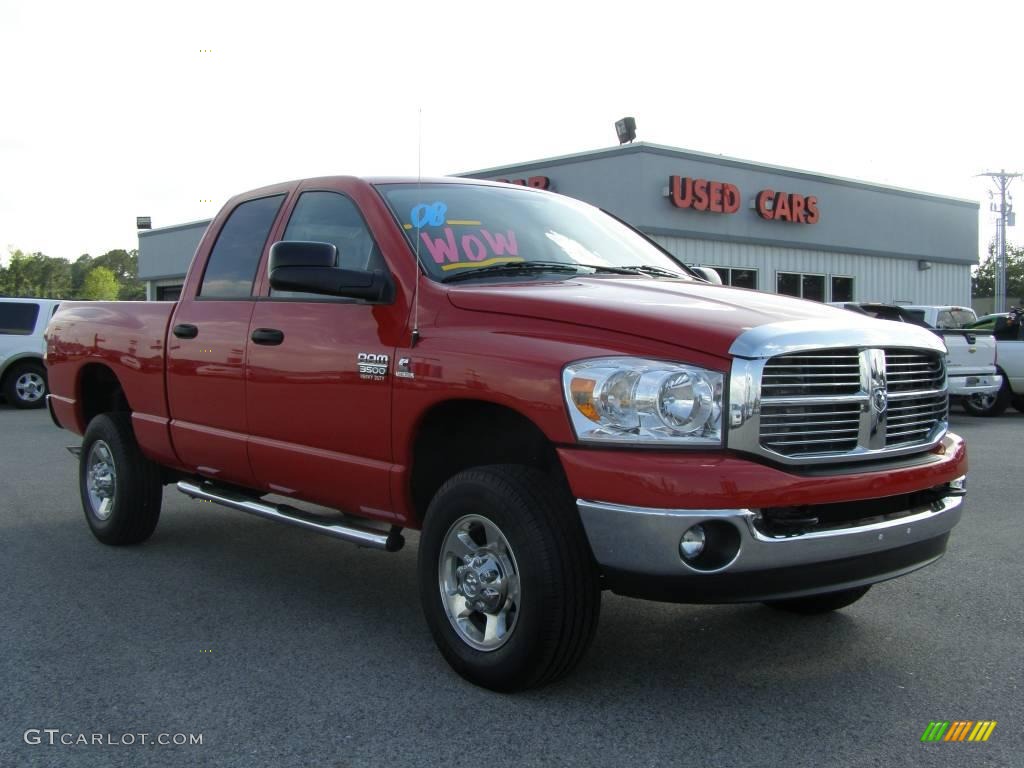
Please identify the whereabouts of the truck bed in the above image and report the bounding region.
[46,301,180,467]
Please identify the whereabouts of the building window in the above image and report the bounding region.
[156,285,183,301]
[776,272,826,302]
[831,276,854,303]
[711,267,758,290]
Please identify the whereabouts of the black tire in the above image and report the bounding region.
[418,465,601,692]
[1013,395,1024,414]
[79,412,163,545]
[961,377,1011,417]
[3,360,47,409]
[765,585,871,615]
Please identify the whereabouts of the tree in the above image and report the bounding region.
[93,249,144,300]
[71,254,93,297]
[81,266,120,300]
[973,240,1024,299]
[0,249,72,298]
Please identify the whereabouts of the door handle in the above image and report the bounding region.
[172,323,199,339]
[251,328,285,345]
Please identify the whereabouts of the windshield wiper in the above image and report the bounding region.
[616,264,687,278]
[441,261,584,283]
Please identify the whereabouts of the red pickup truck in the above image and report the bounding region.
[45,176,967,691]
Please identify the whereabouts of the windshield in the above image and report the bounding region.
[377,183,691,282]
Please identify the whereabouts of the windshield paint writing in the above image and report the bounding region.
[379,183,691,283]
[410,202,448,228]
[419,226,521,270]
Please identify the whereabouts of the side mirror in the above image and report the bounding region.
[268,241,392,302]
[689,265,723,285]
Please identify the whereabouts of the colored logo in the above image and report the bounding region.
[920,720,997,742]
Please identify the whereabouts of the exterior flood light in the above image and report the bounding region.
[615,117,636,145]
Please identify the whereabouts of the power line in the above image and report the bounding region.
[978,169,1020,313]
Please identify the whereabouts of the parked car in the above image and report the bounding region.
[964,309,1024,415]
[0,297,60,408]
[46,177,967,691]
[832,302,1002,416]
[901,304,979,330]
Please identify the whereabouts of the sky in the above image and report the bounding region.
[1,0,1021,264]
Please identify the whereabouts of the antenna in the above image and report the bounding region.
[411,107,422,347]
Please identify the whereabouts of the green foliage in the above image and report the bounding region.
[80,266,121,301]
[93,249,144,300]
[0,250,72,298]
[1,247,143,300]
[973,241,1024,298]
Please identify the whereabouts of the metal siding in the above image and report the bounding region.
[465,145,979,265]
[137,221,210,281]
[651,235,970,306]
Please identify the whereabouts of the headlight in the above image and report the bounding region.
[562,357,724,445]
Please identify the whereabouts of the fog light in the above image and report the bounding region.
[680,525,706,560]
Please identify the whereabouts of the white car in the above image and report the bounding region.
[964,310,1024,416]
[0,298,60,409]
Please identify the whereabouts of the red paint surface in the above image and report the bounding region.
[558,434,967,510]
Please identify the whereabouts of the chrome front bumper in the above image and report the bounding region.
[948,373,1002,397]
[577,478,965,603]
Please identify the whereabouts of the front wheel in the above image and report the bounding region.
[764,585,871,615]
[79,413,163,545]
[418,465,601,692]
[3,361,47,409]
[961,378,1011,417]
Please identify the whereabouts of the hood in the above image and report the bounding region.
[446,277,944,359]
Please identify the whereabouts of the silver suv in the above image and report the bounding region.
[0,298,60,409]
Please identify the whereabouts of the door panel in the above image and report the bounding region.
[245,303,396,518]
[167,301,256,484]
[166,191,289,485]
[245,187,406,519]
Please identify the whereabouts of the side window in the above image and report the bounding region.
[271,191,385,300]
[936,310,954,329]
[199,195,285,298]
[0,302,40,335]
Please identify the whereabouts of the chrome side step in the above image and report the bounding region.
[176,480,404,552]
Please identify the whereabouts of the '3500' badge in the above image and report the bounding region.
[357,353,389,381]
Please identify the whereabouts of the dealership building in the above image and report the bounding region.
[138,142,979,305]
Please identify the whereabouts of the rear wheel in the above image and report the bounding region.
[79,413,163,545]
[3,360,47,409]
[1013,395,1024,413]
[961,378,1011,417]
[764,585,871,615]
[418,465,601,692]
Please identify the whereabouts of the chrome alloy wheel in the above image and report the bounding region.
[968,391,996,410]
[438,514,521,652]
[15,371,45,403]
[86,440,117,521]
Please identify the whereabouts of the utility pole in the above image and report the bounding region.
[979,169,1020,313]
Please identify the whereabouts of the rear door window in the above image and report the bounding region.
[199,195,285,298]
[0,302,40,335]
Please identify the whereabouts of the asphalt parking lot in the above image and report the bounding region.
[1,404,1020,768]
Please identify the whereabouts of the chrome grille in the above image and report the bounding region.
[760,401,860,454]
[761,348,860,397]
[886,392,948,446]
[744,347,947,462]
[885,349,944,392]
